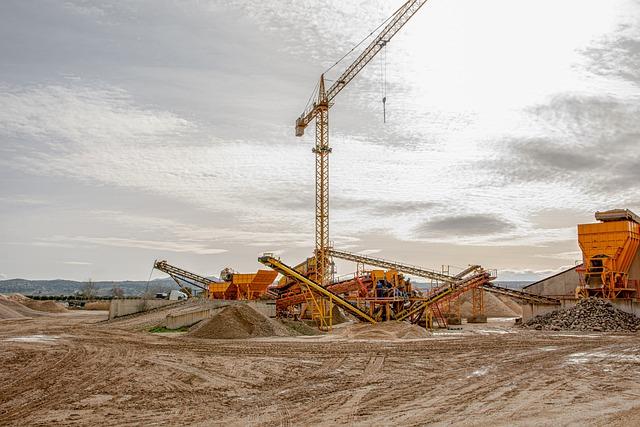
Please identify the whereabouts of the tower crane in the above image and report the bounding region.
[295,0,429,287]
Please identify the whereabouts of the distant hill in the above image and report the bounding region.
[0,277,202,297]
[492,281,532,290]
[1,277,532,297]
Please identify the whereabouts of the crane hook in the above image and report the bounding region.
[382,96,387,123]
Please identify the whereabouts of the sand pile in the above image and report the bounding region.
[522,298,640,332]
[3,294,67,313]
[22,300,67,313]
[0,301,26,320]
[278,319,322,336]
[459,292,521,318]
[0,296,46,319]
[330,307,348,324]
[337,321,430,340]
[189,304,296,339]
[497,294,524,316]
[5,293,30,302]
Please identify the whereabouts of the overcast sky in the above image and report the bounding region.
[1,0,639,281]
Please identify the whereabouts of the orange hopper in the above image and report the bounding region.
[208,269,277,300]
[578,209,640,299]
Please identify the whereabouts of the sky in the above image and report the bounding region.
[1,0,639,282]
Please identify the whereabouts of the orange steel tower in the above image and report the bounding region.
[295,0,429,287]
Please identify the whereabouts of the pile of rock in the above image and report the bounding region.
[522,298,640,332]
[188,304,297,339]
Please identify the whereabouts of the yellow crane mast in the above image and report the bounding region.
[295,0,429,287]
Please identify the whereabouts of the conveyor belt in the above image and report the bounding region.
[480,282,560,305]
[153,260,212,291]
[455,265,481,279]
[394,271,489,321]
[328,249,458,284]
[259,255,376,323]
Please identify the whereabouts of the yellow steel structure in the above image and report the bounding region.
[276,256,316,289]
[259,254,376,325]
[577,217,640,299]
[295,0,429,287]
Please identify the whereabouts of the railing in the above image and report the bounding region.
[328,248,458,283]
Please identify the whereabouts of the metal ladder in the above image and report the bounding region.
[301,284,332,331]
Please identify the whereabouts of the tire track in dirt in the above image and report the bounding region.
[0,342,88,424]
[3,313,640,426]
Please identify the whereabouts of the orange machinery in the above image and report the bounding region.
[153,260,277,301]
[274,268,411,318]
[209,268,278,300]
[577,209,640,299]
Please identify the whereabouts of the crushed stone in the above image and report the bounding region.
[521,298,640,332]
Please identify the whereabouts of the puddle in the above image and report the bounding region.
[475,329,512,335]
[566,351,640,364]
[467,367,489,378]
[5,335,60,343]
[551,334,599,338]
[488,317,518,323]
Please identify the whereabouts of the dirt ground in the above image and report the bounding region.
[1,311,640,426]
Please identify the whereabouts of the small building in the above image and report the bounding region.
[520,265,580,320]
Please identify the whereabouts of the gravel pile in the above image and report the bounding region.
[522,298,640,332]
[189,304,296,339]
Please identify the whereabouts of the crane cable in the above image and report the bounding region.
[144,260,156,298]
[381,42,387,123]
[302,8,397,114]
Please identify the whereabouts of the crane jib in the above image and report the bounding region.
[295,0,429,136]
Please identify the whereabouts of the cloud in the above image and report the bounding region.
[581,11,640,85]
[0,83,191,142]
[490,94,640,195]
[1,1,638,280]
[83,210,312,248]
[0,83,313,230]
[585,36,640,84]
[42,236,228,256]
[0,196,48,206]
[332,197,438,216]
[529,208,591,230]
[357,249,382,255]
[494,137,599,184]
[532,251,582,261]
[497,265,577,281]
[415,214,515,238]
